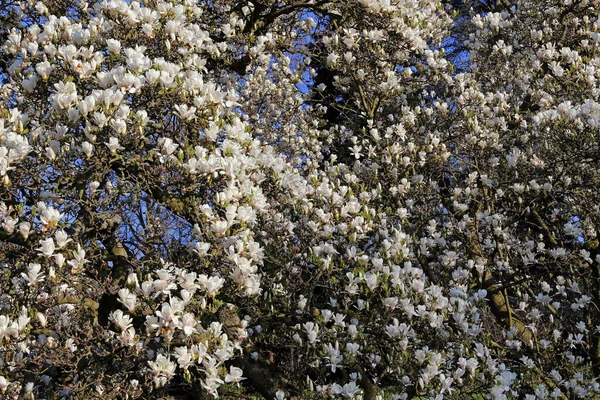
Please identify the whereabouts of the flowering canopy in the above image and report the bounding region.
[1,0,600,398]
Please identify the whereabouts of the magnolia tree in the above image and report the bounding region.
[1,0,600,398]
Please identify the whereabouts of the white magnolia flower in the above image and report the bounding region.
[105,137,124,154]
[40,206,63,226]
[21,263,45,286]
[2,216,17,233]
[0,316,19,340]
[36,238,55,256]
[81,141,94,157]
[106,39,122,54]
[109,310,133,332]
[205,276,225,296]
[54,230,72,248]
[67,244,88,273]
[224,366,245,385]
[148,354,176,380]
[0,375,9,392]
[178,313,198,336]
[118,288,137,312]
[18,221,30,239]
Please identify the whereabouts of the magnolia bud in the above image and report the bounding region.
[37,313,47,328]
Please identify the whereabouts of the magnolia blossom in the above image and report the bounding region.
[178,313,198,335]
[21,263,45,286]
[118,288,137,312]
[36,238,55,256]
[54,230,71,248]
[0,316,19,341]
[39,207,63,226]
[148,354,176,385]
[109,310,133,332]
[205,276,225,296]
[105,137,124,153]
[66,244,88,273]
[224,366,245,385]
[0,376,8,392]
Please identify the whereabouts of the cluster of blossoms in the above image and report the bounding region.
[1,0,600,398]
